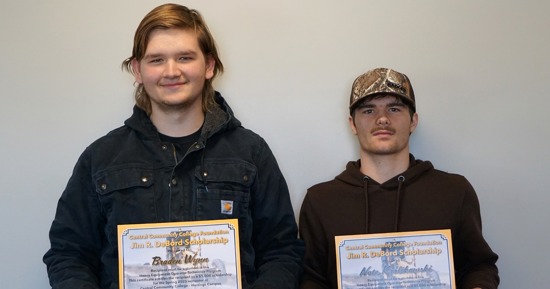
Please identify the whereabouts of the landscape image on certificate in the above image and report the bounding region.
[337,233,453,289]
[120,223,239,289]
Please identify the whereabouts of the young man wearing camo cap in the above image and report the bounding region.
[299,68,499,289]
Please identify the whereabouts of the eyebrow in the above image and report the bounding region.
[143,50,198,60]
[357,101,406,109]
[387,102,406,107]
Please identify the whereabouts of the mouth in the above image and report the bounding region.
[161,82,185,88]
[160,80,187,88]
[372,129,395,136]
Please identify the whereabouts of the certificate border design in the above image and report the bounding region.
[118,219,241,289]
[335,229,455,289]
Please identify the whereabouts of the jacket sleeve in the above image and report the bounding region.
[454,178,499,289]
[298,193,330,289]
[248,140,305,289]
[43,149,104,289]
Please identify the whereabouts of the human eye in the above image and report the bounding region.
[360,108,374,115]
[389,105,404,113]
[178,52,196,62]
[148,57,163,64]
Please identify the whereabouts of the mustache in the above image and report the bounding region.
[371,127,396,134]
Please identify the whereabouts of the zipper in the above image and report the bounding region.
[171,144,178,164]
[168,141,204,221]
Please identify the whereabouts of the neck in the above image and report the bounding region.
[150,106,204,137]
[359,151,410,183]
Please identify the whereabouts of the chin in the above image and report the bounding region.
[365,146,403,155]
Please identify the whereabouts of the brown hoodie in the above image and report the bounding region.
[299,154,499,289]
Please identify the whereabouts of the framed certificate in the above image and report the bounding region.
[335,229,455,289]
[118,219,241,289]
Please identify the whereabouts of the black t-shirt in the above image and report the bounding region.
[158,127,202,162]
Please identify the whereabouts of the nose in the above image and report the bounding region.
[376,113,390,127]
[163,60,181,78]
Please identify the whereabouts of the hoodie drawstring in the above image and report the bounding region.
[364,175,406,233]
[363,176,370,233]
[394,175,405,231]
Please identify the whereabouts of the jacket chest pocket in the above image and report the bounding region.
[95,167,156,225]
[194,161,255,220]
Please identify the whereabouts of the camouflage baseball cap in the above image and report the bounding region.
[349,68,415,113]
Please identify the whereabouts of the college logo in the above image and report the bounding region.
[221,200,233,215]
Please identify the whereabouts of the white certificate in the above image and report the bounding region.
[118,219,241,289]
[335,229,455,289]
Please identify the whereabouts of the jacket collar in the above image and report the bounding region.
[124,91,241,141]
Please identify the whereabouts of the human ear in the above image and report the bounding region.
[410,113,419,133]
[205,55,215,80]
[349,115,358,135]
[131,59,142,84]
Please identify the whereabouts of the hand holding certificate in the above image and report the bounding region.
[335,229,455,289]
[118,219,241,289]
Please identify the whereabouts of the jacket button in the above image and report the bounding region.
[203,171,208,177]
[161,145,168,150]
[141,177,148,183]
[243,175,249,182]
[100,184,107,190]
[171,178,177,185]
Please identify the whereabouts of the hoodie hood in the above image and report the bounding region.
[335,154,434,232]
[335,154,434,187]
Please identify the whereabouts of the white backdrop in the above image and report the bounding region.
[1,1,548,288]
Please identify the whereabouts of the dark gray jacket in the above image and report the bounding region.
[44,93,304,289]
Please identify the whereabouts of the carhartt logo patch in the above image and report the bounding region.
[221,200,233,215]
